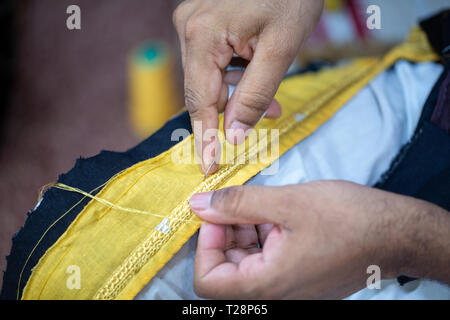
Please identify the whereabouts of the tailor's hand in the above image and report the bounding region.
[189,181,450,299]
[173,0,323,173]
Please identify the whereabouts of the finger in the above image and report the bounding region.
[172,1,197,69]
[224,225,236,250]
[185,57,221,173]
[264,99,282,119]
[223,70,244,85]
[225,224,260,263]
[184,29,233,173]
[202,80,229,175]
[195,221,284,299]
[194,222,246,298]
[190,185,293,226]
[225,247,253,264]
[233,224,259,251]
[217,81,229,115]
[224,32,295,144]
[225,70,282,120]
[256,223,273,247]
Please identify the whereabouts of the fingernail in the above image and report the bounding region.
[228,121,251,145]
[202,141,218,173]
[190,191,213,212]
[202,154,214,173]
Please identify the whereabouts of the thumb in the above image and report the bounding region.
[189,185,292,226]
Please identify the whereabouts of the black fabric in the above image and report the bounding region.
[375,67,450,286]
[430,71,450,133]
[421,10,450,134]
[374,10,450,285]
[374,68,449,206]
[1,112,192,300]
[420,9,450,65]
[1,61,330,300]
[2,12,450,297]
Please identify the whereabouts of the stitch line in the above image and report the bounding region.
[17,183,106,300]
[24,29,435,299]
[93,61,377,300]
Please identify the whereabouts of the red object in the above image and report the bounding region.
[347,0,367,40]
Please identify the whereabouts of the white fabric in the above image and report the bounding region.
[136,60,449,300]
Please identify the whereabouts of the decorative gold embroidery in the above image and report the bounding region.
[93,60,378,300]
[21,28,437,300]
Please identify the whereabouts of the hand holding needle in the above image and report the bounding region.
[203,109,268,180]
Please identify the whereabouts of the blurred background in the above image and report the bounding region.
[0,0,449,285]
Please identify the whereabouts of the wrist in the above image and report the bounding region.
[385,194,450,283]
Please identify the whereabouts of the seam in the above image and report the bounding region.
[36,245,71,299]
[22,28,438,300]
[96,158,171,220]
[93,60,378,300]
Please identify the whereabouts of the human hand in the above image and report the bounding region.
[173,0,323,173]
[189,181,450,299]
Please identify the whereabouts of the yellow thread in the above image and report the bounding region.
[94,115,280,299]
[38,182,55,204]
[53,183,200,224]
[21,30,437,299]
[96,159,171,220]
[94,57,387,300]
[17,182,106,300]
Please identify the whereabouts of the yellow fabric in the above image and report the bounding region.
[22,28,437,300]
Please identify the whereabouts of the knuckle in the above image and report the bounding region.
[185,13,211,42]
[172,5,183,30]
[184,87,202,115]
[263,31,298,60]
[172,1,193,31]
[236,90,272,114]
